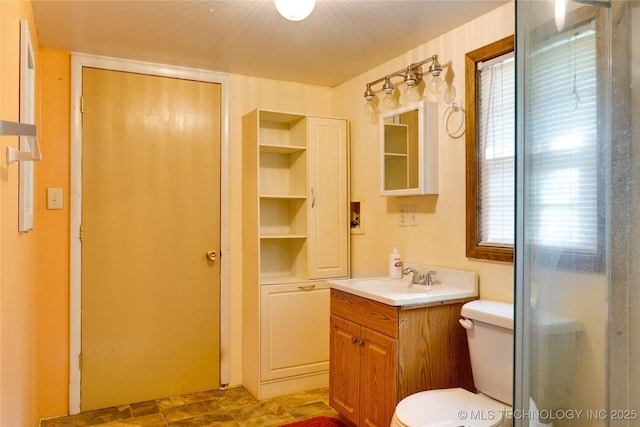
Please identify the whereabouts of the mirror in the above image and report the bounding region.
[380,101,438,196]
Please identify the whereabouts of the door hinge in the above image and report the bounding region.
[80,96,84,114]
[79,224,84,242]
[79,353,83,371]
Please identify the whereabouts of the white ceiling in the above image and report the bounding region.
[32,0,509,87]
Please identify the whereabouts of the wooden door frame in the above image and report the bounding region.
[68,53,230,414]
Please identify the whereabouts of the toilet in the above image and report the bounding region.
[391,300,514,427]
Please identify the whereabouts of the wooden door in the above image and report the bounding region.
[360,327,398,427]
[308,117,348,279]
[81,68,221,410]
[329,315,361,425]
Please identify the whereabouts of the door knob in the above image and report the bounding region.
[205,250,216,261]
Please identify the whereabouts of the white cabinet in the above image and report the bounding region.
[308,117,349,279]
[380,101,438,196]
[242,109,349,399]
[260,283,330,381]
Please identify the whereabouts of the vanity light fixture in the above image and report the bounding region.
[363,54,444,115]
[274,0,316,21]
[554,0,566,31]
[363,84,377,115]
[381,76,396,109]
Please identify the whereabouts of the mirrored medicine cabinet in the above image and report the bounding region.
[380,100,438,196]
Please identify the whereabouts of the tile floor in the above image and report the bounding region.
[41,386,337,427]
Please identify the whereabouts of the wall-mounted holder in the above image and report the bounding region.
[1,120,41,164]
[350,198,364,234]
[1,119,41,233]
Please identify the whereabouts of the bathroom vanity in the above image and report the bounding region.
[328,268,478,427]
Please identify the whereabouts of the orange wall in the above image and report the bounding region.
[1,1,71,423]
[0,1,42,426]
[37,48,71,418]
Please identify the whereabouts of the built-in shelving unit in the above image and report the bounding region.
[242,108,349,400]
[256,113,309,284]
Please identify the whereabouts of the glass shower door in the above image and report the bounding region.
[515,1,638,426]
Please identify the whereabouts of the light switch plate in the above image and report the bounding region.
[47,188,63,210]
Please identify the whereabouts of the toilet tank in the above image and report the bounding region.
[460,300,514,405]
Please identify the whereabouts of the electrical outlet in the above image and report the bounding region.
[409,204,419,226]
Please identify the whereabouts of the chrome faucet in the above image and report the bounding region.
[403,267,437,286]
[403,267,424,284]
[426,270,437,287]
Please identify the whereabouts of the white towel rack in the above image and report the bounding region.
[1,119,41,164]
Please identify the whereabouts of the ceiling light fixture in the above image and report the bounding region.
[363,55,445,112]
[275,0,316,21]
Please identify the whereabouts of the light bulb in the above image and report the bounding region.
[428,76,446,95]
[382,93,396,109]
[275,0,316,21]
[404,86,420,103]
[364,100,376,116]
[555,0,566,31]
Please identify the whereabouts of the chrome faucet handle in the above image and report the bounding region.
[426,270,437,286]
[402,267,415,276]
[403,267,426,285]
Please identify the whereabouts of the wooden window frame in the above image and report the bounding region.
[465,35,515,262]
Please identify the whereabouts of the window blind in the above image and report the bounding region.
[527,24,598,253]
[478,52,516,246]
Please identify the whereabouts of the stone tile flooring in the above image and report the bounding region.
[41,386,337,427]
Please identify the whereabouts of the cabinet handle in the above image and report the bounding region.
[311,188,316,208]
[297,284,316,291]
[351,337,365,346]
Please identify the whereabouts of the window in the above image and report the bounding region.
[467,12,604,271]
[466,36,515,262]
[526,16,604,272]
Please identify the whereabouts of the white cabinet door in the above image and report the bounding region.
[260,282,330,381]
[308,117,349,279]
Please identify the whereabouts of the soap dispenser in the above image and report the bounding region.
[389,243,403,279]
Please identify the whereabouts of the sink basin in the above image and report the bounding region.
[328,265,478,306]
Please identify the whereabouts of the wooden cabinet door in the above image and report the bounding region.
[360,326,398,427]
[329,315,361,425]
[260,283,330,380]
[308,117,348,279]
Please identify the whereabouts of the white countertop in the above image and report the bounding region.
[328,264,478,307]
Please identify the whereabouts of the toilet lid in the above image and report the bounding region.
[394,388,510,427]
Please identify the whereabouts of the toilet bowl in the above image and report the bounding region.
[391,300,579,427]
[391,300,514,427]
[391,388,510,427]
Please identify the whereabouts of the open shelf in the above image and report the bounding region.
[260,144,306,154]
[259,238,308,284]
[259,150,307,198]
[260,197,307,237]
